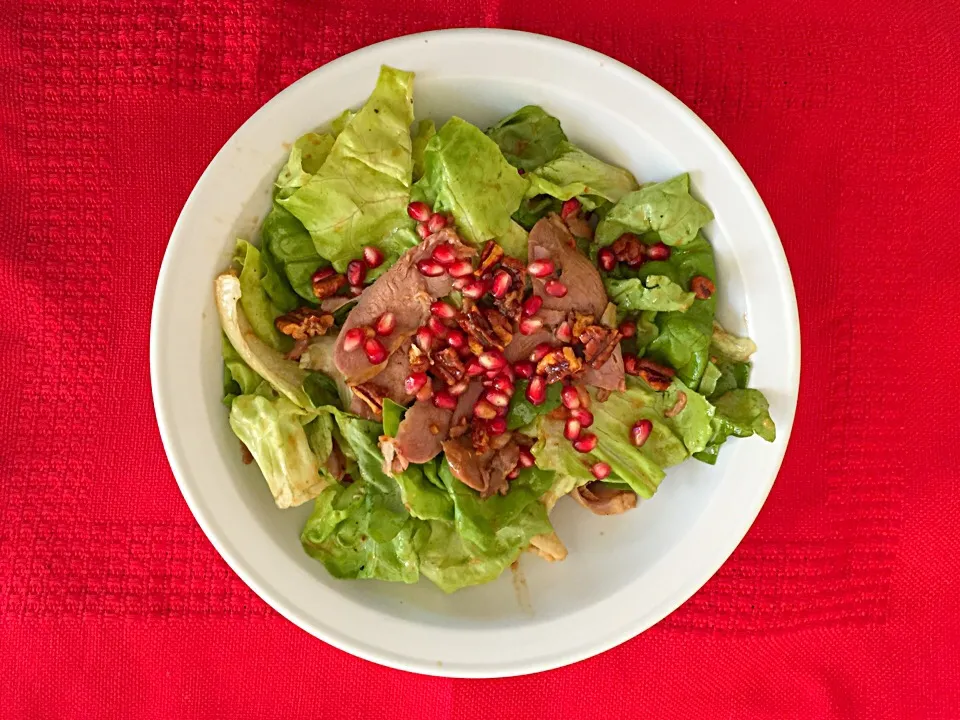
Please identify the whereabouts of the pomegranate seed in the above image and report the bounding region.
[478,350,506,371]
[427,316,449,338]
[501,363,516,382]
[573,433,598,453]
[590,461,611,479]
[452,276,470,290]
[447,329,467,349]
[433,391,457,410]
[556,321,573,343]
[457,344,474,359]
[561,385,581,410]
[430,300,457,319]
[564,417,582,441]
[526,376,547,405]
[416,378,434,402]
[449,380,470,397]
[426,213,448,233]
[646,242,671,261]
[417,259,445,277]
[492,374,514,395]
[619,321,636,338]
[570,407,594,428]
[432,243,457,266]
[349,285,364,297]
[527,259,555,278]
[461,279,488,299]
[363,337,387,364]
[416,222,431,240]
[416,326,435,351]
[312,267,336,282]
[465,358,485,377]
[346,259,367,287]
[491,270,512,298]
[560,197,581,219]
[519,317,544,335]
[627,256,645,269]
[530,343,552,363]
[342,327,365,352]
[544,279,568,298]
[631,419,653,447]
[473,399,498,420]
[507,467,521,479]
[518,448,535,468]
[363,246,384,268]
[513,361,535,379]
[489,418,508,435]
[623,353,639,376]
[597,248,617,272]
[407,201,432,222]
[485,389,511,408]
[522,295,543,318]
[374,312,396,336]
[404,372,428,395]
[447,259,474,278]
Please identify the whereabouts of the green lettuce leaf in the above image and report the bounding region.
[699,361,723,397]
[394,464,454,522]
[524,141,638,208]
[711,321,758,362]
[532,416,596,510]
[260,203,326,303]
[486,105,567,172]
[233,240,290,351]
[605,274,695,313]
[595,173,713,247]
[411,118,435,181]
[229,394,328,508]
[275,132,334,200]
[331,109,356,138]
[381,398,405,438]
[222,333,264,405]
[694,388,776,464]
[279,66,416,271]
[414,116,529,255]
[506,379,563,430]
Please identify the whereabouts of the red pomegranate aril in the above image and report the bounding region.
[519,317,544,335]
[404,372,428,395]
[597,247,617,272]
[342,327,365,352]
[573,433,598,453]
[619,321,636,338]
[432,243,457,266]
[518,448,535,468]
[564,417,582,441]
[374,312,396,336]
[461,279,488,299]
[646,242,671,261]
[312,267,336,282]
[478,350,507,371]
[561,385,581,410]
[447,259,474,278]
[427,316,449,338]
[526,376,547,405]
[522,295,543,318]
[544,279,568,298]
[448,380,470,397]
[346,259,367,287]
[560,197,581,219]
[349,285,364,297]
[465,358,486,377]
[433,391,457,411]
[590,461,611,479]
[430,300,457,319]
[407,201,432,222]
[492,374,514,395]
[491,270,513,298]
[556,321,573,343]
[447,329,467,349]
[417,259,445,277]
[630,419,653,447]
[416,222,431,240]
[527,259,555,278]
[416,378,434,402]
[363,337,388,364]
[457,344,474,359]
[426,213,448,233]
[416,326,435,351]
[452,276,470,290]
[530,343,552,363]
[362,246,384,268]
[485,389,511,408]
[623,353,639,376]
[473,399,498,420]
[500,364,516,382]
[507,467,521,479]
[513,361,535,379]
[488,418,508,435]
[570,407,594,428]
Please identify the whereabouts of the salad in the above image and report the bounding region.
[217,66,776,593]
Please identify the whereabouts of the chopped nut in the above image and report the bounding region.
[494,285,524,322]
[274,307,335,341]
[467,337,485,357]
[471,423,492,454]
[312,272,347,299]
[429,423,441,435]
[536,347,583,384]
[570,312,596,340]
[408,343,430,373]
[664,391,687,417]
[449,417,469,438]
[484,308,514,347]
[579,325,622,369]
[431,347,465,384]
[457,308,503,350]
[635,357,675,391]
[611,233,644,265]
[691,275,715,299]
[350,383,387,417]
[476,240,505,276]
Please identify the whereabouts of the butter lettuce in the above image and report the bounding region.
[222,333,264,405]
[694,389,776,465]
[411,118,435,181]
[524,141,638,209]
[233,240,290,351]
[486,105,567,172]
[604,274,695,313]
[275,132,334,199]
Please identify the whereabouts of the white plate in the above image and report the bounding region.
[151,29,800,678]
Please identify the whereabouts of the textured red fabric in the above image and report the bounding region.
[1,0,959,717]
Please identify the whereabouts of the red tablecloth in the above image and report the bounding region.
[2,1,959,717]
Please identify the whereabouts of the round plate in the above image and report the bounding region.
[151,29,800,678]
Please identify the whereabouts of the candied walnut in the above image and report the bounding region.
[484,308,514,347]
[494,285,524,322]
[570,312,596,340]
[351,383,387,417]
[635,357,675,391]
[476,240,505,276]
[536,347,583,384]
[579,325,622,369]
[431,347,465,384]
[467,337,485,357]
[408,343,430,373]
[449,417,469,439]
[611,233,644,264]
[664,391,687,417]
[311,272,347,299]
[471,423,492,454]
[274,307,335,341]
[500,256,527,276]
[691,275,715,299]
[457,308,503,350]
